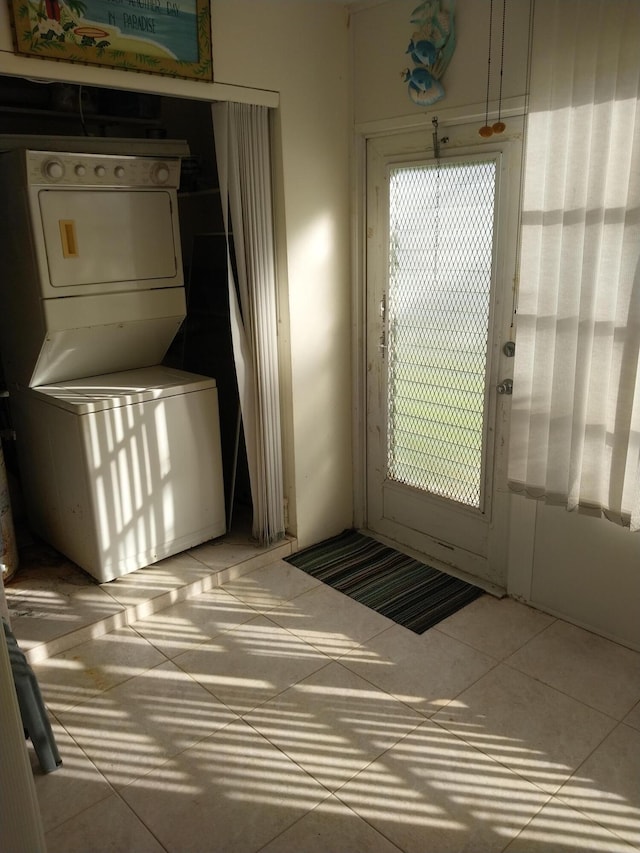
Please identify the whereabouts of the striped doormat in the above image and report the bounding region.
[286,529,483,634]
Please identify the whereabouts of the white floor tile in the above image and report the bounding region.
[58,660,239,788]
[503,797,640,852]
[120,718,329,853]
[30,714,113,833]
[267,582,396,658]
[258,795,404,852]
[6,557,124,653]
[624,700,640,732]
[436,594,555,660]
[131,587,257,658]
[173,614,330,715]
[245,661,424,792]
[336,718,551,853]
[100,551,214,609]
[341,623,497,716]
[433,664,617,794]
[556,723,640,849]
[45,793,167,853]
[505,620,640,720]
[32,626,167,713]
[189,540,293,573]
[219,560,322,614]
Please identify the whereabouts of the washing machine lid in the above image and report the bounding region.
[29,366,217,414]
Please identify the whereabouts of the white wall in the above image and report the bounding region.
[352,0,532,127]
[211,1,353,548]
[509,500,640,649]
[351,0,640,650]
[0,0,354,550]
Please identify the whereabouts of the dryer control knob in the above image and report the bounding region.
[43,159,64,180]
[74,164,87,177]
[114,166,126,179]
[150,162,170,185]
[95,165,106,177]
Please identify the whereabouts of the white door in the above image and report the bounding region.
[365,126,521,588]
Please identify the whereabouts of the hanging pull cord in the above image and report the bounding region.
[479,0,494,137]
[493,0,507,134]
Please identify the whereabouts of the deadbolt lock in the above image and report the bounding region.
[497,378,513,395]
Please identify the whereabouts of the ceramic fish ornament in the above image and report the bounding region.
[402,66,445,106]
[403,0,455,107]
[410,0,439,26]
[406,37,438,66]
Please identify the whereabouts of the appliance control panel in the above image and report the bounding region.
[24,150,181,188]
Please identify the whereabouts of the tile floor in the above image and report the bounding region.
[4,533,640,853]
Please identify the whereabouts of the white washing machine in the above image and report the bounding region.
[11,367,225,583]
[0,149,226,581]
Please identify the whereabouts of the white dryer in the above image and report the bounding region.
[0,149,187,390]
[0,149,226,581]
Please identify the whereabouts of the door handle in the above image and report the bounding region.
[497,378,513,395]
[379,293,387,358]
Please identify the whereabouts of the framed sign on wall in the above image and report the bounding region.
[7,0,212,81]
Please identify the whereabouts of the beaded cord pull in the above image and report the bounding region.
[480,0,507,138]
[479,0,494,137]
[492,0,507,134]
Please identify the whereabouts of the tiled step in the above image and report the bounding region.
[6,537,295,664]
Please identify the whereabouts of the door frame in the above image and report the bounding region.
[352,105,526,591]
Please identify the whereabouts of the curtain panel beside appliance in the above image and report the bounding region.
[212,102,285,546]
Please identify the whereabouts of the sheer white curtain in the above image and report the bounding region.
[509,0,640,530]
[212,102,285,544]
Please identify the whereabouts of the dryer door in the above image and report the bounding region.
[37,189,180,293]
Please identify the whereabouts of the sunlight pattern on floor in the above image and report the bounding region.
[8,548,640,853]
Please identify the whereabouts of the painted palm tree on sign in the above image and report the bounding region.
[10,0,212,79]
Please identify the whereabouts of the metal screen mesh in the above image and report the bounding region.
[387,159,496,508]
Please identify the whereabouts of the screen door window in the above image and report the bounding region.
[386,158,497,509]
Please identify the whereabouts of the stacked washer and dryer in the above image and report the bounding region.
[0,148,226,582]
